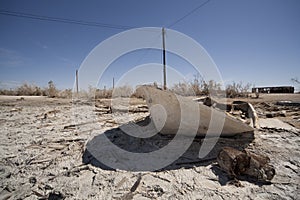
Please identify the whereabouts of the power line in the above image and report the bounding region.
[168,0,211,28]
[0,9,135,30]
[0,0,211,31]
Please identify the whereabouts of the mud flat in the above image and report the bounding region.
[0,94,299,199]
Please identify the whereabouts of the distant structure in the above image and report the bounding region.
[252,86,294,94]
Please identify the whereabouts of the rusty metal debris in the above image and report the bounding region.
[217,147,275,183]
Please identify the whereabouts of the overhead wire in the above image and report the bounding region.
[0,3,211,85]
[0,0,211,31]
[168,0,211,28]
[0,9,135,30]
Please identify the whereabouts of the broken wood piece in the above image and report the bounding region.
[30,158,52,165]
[63,124,76,129]
[150,174,171,183]
[130,174,142,192]
[47,144,66,150]
[50,137,85,143]
[62,120,99,130]
[116,177,128,189]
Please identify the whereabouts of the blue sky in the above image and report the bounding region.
[0,0,299,91]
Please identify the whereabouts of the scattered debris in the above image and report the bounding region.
[276,101,300,107]
[16,97,25,101]
[258,118,299,132]
[265,111,286,118]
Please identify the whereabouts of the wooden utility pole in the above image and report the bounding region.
[162,27,167,90]
[112,77,115,89]
[76,69,79,93]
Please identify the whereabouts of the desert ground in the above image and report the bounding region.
[0,93,299,199]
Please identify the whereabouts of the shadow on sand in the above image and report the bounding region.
[83,117,254,173]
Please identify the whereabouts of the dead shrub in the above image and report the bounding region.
[226,82,252,98]
[58,89,72,99]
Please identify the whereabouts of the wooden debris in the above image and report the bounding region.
[62,120,100,130]
[116,177,128,189]
[47,144,66,150]
[50,137,85,143]
[130,174,142,192]
[29,158,52,165]
[266,111,287,118]
[63,124,76,130]
[118,175,142,200]
[32,190,46,198]
[150,174,171,183]
[276,101,300,107]
[10,107,22,112]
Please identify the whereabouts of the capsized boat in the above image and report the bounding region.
[136,86,254,137]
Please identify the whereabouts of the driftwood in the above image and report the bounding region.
[130,175,142,192]
[217,147,275,182]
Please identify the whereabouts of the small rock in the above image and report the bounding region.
[266,112,274,118]
[29,177,37,185]
[279,111,286,117]
[48,191,65,200]
[45,184,53,190]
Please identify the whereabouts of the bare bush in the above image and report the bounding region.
[0,89,16,96]
[0,82,47,96]
[95,88,112,99]
[171,74,222,97]
[112,85,133,98]
[46,80,58,98]
[15,83,42,96]
[226,82,252,98]
[171,82,195,96]
[73,85,134,100]
[57,89,72,99]
[291,77,300,84]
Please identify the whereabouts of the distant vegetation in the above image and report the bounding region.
[171,75,253,98]
[0,77,254,99]
[0,81,71,98]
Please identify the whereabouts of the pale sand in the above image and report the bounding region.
[0,94,299,199]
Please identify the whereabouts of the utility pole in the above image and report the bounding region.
[76,69,79,93]
[112,77,115,89]
[162,27,167,90]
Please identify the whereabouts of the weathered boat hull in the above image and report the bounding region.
[136,86,254,137]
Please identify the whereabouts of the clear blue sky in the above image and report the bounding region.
[0,0,299,90]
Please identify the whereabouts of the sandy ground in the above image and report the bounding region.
[0,94,299,199]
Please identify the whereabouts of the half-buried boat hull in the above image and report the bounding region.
[136,86,254,137]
